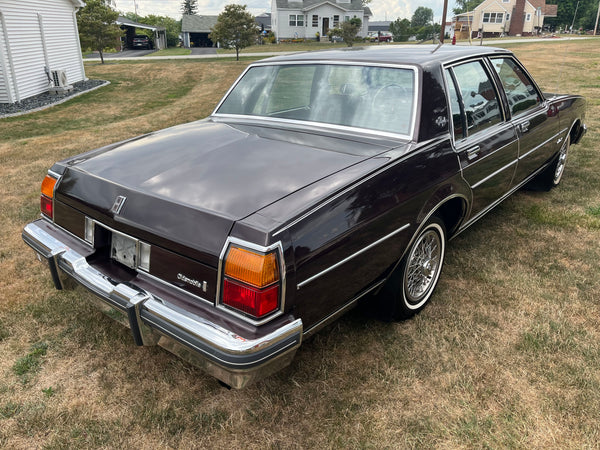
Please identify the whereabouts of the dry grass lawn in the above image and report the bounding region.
[0,41,599,448]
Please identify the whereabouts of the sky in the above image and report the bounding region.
[113,0,458,24]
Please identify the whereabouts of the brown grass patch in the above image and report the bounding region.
[1,41,600,447]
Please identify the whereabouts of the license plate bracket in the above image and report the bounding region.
[111,232,138,269]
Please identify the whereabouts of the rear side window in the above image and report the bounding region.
[490,57,541,116]
[446,60,503,137]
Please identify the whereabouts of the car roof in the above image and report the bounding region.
[261,45,512,68]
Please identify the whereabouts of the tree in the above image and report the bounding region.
[181,0,198,16]
[453,0,484,15]
[411,6,434,29]
[209,4,258,61]
[142,15,181,47]
[330,17,362,47]
[77,0,122,64]
[389,18,411,41]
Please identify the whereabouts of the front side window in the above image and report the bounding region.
[490,57,540,116]
[446,60,502,136]
[289,15,296,26]
[217,64,416,137]
[297,15,304,26]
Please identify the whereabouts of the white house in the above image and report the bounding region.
[0,0,87,104]
[272,0,371,41]
[453,0,557,39]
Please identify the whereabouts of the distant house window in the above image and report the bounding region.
[525,13,532,21]
[502,0,509,2]
[289,14,303,26]
[483,12,504,23]
[506,13,510,21]
[312,15,318,27]
[333,15,339,27]
[345,16,350,21]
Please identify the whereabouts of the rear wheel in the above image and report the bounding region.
[376,217,446,320]
[528,135,570,191]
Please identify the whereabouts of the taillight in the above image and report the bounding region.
[40,175,57,219]
[222,245,281,319]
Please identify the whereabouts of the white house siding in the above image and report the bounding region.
[272,0,368,40]
[0,0,85,103]
[274,7,367,39]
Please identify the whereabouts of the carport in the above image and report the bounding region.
[116,16,167,50]
[181,15,218,47]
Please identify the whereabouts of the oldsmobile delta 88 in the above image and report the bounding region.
[23,46,586,388]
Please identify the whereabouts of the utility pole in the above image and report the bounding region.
[439,0,448,43]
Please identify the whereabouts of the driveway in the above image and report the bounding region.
[191,47,217,55]
[85,49,156,59]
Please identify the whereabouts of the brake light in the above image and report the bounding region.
[222,245,281,319]
[40,175,57,219]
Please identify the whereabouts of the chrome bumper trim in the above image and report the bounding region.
[22,220,303,388]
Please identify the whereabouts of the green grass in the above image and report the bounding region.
[0,40,599,448]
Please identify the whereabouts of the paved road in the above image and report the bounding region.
[82,37,592,62]
[191,47,217,55]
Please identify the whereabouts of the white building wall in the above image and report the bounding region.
[275,5,366,39]
[0,0,86,103]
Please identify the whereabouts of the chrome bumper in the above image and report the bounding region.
[22,220,302,388]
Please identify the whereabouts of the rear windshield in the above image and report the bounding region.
[216,64,416,137]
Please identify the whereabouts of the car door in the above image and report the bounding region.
[445,59,519,220]
[488,56,560,184]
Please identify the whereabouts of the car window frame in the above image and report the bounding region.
[443,56,508,146]
[487,55,547,120]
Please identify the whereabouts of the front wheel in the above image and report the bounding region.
[376,217,446,320]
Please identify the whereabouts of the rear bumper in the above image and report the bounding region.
[22,220,302,388]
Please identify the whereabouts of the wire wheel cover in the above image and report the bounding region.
[404,229,442,304]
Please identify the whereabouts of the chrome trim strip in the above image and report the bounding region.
[471,159,518,189]
[216,236,286,326]
[297,223,410,289]
[213,113,413,141]
[457,160,551,233]
[272,142,421,238]
[519,129,565,160]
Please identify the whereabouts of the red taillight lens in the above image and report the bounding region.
[40,195,53,218]
[222,245,281,319]
[40,175,57,219]
[223,279,279,318]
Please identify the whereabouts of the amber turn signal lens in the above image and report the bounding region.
[224,246,279,288]
[41,175,57,198]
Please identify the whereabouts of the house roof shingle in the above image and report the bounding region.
[181,15,219,33]
[276,0,369,13]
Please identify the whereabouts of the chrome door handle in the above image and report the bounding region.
[466,146,480,161]
[520,120,530,133]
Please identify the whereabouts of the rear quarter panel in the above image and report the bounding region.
[282,139,468,330]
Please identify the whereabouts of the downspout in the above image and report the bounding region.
[0,11,14,103]
[72,8,88,81]
[37,13,52,87]
[0,10,19,102]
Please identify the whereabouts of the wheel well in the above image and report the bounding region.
[569,120,581,144]
[434,197,466,238]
